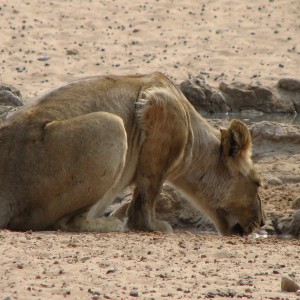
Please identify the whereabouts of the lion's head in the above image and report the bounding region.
[211,119,265,236]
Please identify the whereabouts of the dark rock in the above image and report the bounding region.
[180,77,229,113]
[219,81,256,109]
[278,78,300,92]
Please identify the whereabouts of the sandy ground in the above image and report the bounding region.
[1,0,300,299]
[1,231,300,300]
[1,0,300,99]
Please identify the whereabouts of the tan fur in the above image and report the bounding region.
[0,72,265,235]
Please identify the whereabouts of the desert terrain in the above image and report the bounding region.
[0,0,300,299]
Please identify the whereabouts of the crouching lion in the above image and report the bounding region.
[0,72,265,235]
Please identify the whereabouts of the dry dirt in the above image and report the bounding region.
[1,0,300,299]
[1,231,300,300]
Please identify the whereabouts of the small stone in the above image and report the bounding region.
[281,276,300,292]
[37,56,50,61]
[266,176,283,186]
[129,290,139,297]
[66,49,79,55]
[296,290,300,296]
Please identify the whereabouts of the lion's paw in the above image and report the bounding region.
[153,220,173,233]
[84,216,125,232]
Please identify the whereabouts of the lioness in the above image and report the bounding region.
[0,72,265,235]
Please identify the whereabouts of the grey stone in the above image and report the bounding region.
[0,85,23,107]
[250,121,300,143]
[0,85,24,121]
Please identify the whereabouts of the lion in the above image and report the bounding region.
[0,72,265,235]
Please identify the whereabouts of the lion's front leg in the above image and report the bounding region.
[126,87,190,233]
[127,184,172,233]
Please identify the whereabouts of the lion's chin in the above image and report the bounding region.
[229,223,245,236]
[215,217,248,236]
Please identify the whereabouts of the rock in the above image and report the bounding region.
[250,121,300,143]
[0,85,23,121]
[292,197,300,210]
[66,49,79,55]
[281,276,300,292]
[219,81,294,113]
[180,77,229,113]
[129,290,139,297]
[37,55,50,61]
[0,85,23,107]
[278,78,300,92]
[296,290,300,296]
[264,175,283,186]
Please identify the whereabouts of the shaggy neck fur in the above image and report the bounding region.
[169,106,229,218]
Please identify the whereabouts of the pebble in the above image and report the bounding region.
[281,276,300,292]
[37,55,50,61]
[129,290,139,297]
[66,49,79,55]
[296,290,300,296]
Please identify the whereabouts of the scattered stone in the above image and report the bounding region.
[129,290,139,297]
[37,55,50,61]
[281,276,300,292]
[296,290,300,296]
[88,288,103,296]
[66,49,79,55]
[278,78,300,92]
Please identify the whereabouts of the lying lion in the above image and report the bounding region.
[0,72,265,235]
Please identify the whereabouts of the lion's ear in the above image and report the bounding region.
[220,119,252,159]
